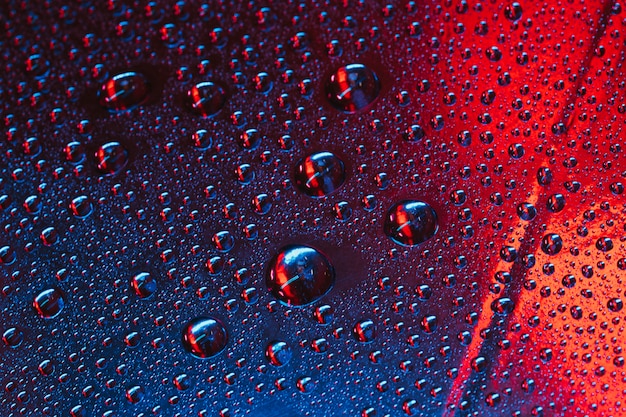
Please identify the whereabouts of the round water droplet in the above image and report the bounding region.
[326,64,380,113]
[191,129,212,150]
[516,202,536,220]
[608,298,623,312]
[0,245,16,265]
[294,152,346,197]
[265,341,292,366]
[266,245,334,306]
[541,233,563,255]
[420,315,438,333]
[99,72,150,112]
[95,142,128,175]
[187,81,227,117]
[384,200,438,246]
[353,319,376,342]
[491,297,515,315]
[181,317,228,358]
[2,327,23,347]
[33,288,65,319]
[504,2,523,20]
[126,385,145,404]
[70,195,93,218]
[131,272,157,298]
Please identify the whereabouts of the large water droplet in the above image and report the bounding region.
[181,317,228,359]
[187,81,227,117]
[95,142,128,175]
[33,288,65,319]
[266,245,334,306]
[541,233,563,255]
[2,327,23,347]
[99,72,150,112]
[265,341,292,366]
[384,200,438,246]
[353,319,376,343]
[70,195,93,218]
[294,152,346,197]
[326,63,380,113]
[131,272,157,298]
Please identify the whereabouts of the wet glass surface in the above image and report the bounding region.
[1,1,625,416]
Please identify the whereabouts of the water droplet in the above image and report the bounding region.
[608,298,623,312]
[504,2,523,21]
[294,152,346,197]
[126,385,145,404]
[187,82,227,117]
[384,200,438,246]
[265,341,292,366]
[131,272,157,298]
[2,327,23,347]
[491,297,515,315]
[181,317,228,359]
[99,72,150,112]
[596,237,613,252]
[420,315,438,333]
[70,195,93,218]
[541,233,563,255]
[95,142,128,175]
[516,202,536,220]
[33,288,65,319]
[191,129,212,150]
[0,245,16,265]
[353,319,376,343]
[266,245,334,306]
[326,63,380,113]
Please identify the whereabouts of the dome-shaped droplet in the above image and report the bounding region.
[33,288,65,319]
[2,327,23,347]
[608,298,623,312]
[70,195,93,218]
[265,341,292,366]
[187,81,226,117]
[99,72,150,112]
[0,245,16,265]
[384,200,438,246]
[181,317,228,359]
[95,142,128,175]
[353,319,376,343]
[131,272,157,298]
[266,245,334,306]
[541,233,563,255]
[294,151,346,197]
[326,63,380,112]
[504,2,523,20]
[491,297,515,315]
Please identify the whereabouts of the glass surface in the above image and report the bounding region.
[1,1,625,416]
